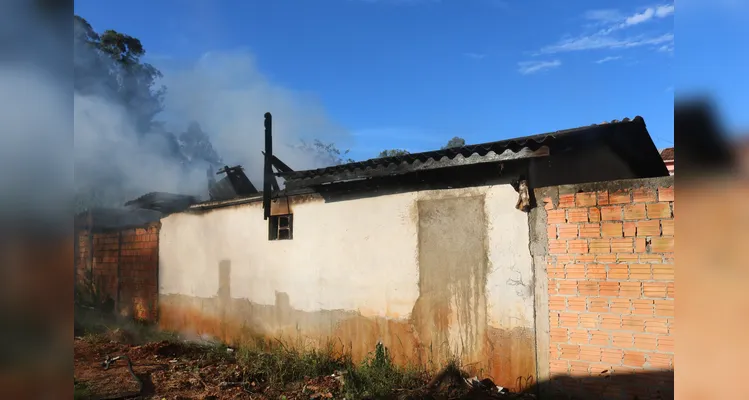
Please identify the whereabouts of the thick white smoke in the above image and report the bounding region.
[72,22,351,210]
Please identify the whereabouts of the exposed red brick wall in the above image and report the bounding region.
[75,223,159,322]
[538,178,674,399]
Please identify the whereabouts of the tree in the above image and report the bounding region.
[377,149,410,158]
[294,139,355,167]
[74,15,165,133]
[442,136,466,149]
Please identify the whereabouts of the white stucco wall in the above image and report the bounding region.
[159,184,534,330]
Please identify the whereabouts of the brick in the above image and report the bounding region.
[588,207,601,222]
[560,313,579,327]
[578,346,601,362]
[607,264,628,280]
[565,264,585,279]
[549,239,567,254]
[568,208,589,223]
[621,316,646,332]
[596,254,616,263]
[622,351,646,367]
[600,315,621,330]
[629,264,652,280]
[547,225,557,239]
[650,264,673,281]
[632,299,654,316]
[549,312,560,326]
[548,209,566,224]
[578,282,599,296]
[657,336,674,353]
[586,264,607,280]
[647,203,672,219]
[579,314,599,328]
[579,223,600,238]
[644,319,669,334]
[623,222,636,237]
[558,224,578,239]
[612,332,634,348]
[560,344,580,360]
[639,254,663,263]
[568,240,588,254]
[543,197,555,210]
[660,219,674,236]
[567,297,587,311]
[635,238,647,253]
[623,204,646,220]
[549,296,566,311]
[643,282,668,298]
[667,282,675,298]
[619,282,642,298]
[633,334,658,350]
[549,360,569,375]
[632,188,656,203]
[548,263,564,278]
[601,222,622,238]
[611,238,634,253]
[559,193,576,208]
[589,331,610,346]
[550,327,568,343]
[601,206,622,221]
[576,254,595,263]
[609,190,631,204]
[569,329,589,344]
[609,298,630,314]
[650,237,674,253]
[636,220,660,237]
[647,353,672,369]
[569,360,591,376]
[588,298,609,312]
[655,300,674,317]
[601,348,623,364]
[599,282,620,297]
[658,186,674,202]
[589,239,610,254]
[596,191,610,206]
[576,192,597,207]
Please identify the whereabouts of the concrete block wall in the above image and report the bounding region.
[533,177,674,399]
[75,223,160,322]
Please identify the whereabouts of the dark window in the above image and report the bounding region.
[269,214,293,240]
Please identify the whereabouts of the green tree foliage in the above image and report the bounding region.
[294,139,355,166]
[442,136,466,149]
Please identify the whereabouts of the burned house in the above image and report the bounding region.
[151,114,668,391]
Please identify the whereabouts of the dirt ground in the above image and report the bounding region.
[73,333,536,400]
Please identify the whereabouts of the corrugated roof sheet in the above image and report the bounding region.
[279,116,647,188]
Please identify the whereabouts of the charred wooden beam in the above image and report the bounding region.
[263,113,274,220]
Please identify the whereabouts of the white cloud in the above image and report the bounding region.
[595,56,622,64]
[655,4,675,17]
[584,9,623,22]
[625,7,656,26]
[540,33,673,53]
[464,52,486,60]
[517,60,561,75]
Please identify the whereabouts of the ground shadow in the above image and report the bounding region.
[523,369,673,400]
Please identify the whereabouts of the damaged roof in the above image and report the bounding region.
[124,192,199,214]
[279,116,666,190]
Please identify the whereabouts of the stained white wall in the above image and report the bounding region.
[159,184,534,329]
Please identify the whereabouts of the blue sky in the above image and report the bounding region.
[74,0,687,161]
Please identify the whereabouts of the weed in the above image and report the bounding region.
[344,342,426,399]
[235,338,350,390]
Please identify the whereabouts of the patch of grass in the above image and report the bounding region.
[235,338,351,390]
[344,342,426,400]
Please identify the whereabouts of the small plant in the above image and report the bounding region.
[344,342,425,399]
